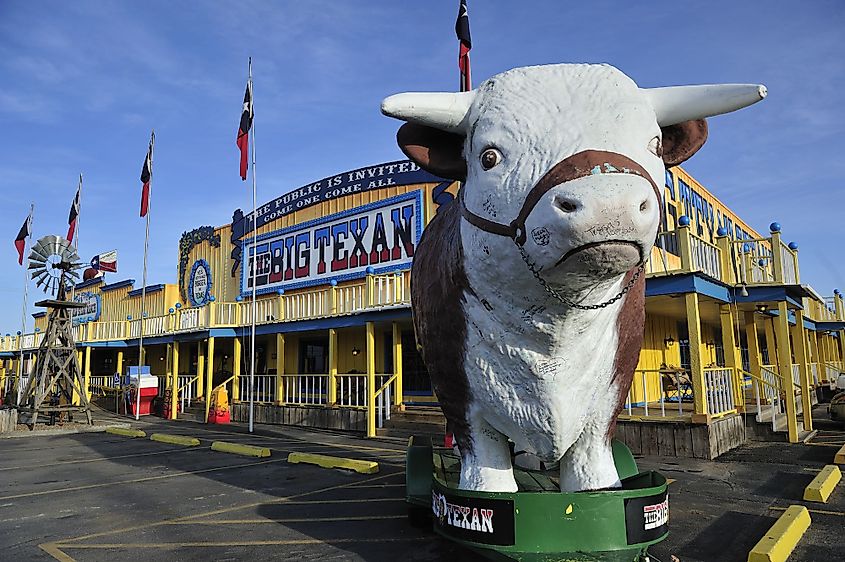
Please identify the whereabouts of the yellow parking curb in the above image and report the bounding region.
[834,444,845,465]
[287,452,379,474]
[150,433,200,447]
[803,464,841,503]
[747,505,810,562]
[211,441,270,458]
[106,427,146,438]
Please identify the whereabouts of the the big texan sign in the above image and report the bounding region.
[241,191,422,295]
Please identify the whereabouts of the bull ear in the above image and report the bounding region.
[397,123,467,181]
[661,119,708,167]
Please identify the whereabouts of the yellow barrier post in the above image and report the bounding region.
[232,337,241,401]
[204,337,215,423]
[803,465,841,503]
[790,310,812,431]
[747,505,810,562]
[211,440,270,457]
[393,322,404,412]
[366,321,376,437]
[150,433,200,447]
[720,305,743,411]
[834,444,845,465]
[287,452,379,474]
[170,342,179,420]
[328,328,337,406]
[275,333,285,405]
[685,293,707,421]
[774,302,799,443]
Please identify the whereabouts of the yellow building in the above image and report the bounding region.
[1,159,843,456]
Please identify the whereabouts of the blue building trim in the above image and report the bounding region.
[102,279,136,292]
[80,341,128,348]
[817,321,845,331]
[128,284,165,297]
[645,273,731,303]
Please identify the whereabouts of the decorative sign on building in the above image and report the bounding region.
[241,191,422,295]
[189,259,212,306]
[230,160,444,276]
[72,292,101,323]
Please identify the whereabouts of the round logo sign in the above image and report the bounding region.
[188,259,212,306]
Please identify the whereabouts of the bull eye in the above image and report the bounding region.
[648,135,663,157]
[480,147,502,170]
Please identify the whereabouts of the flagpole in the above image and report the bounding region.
[136,130,154,421]
[248,58,257,434]
[70,173,82,303]
[16,204,34,406]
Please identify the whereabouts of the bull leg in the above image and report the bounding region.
[559,419,620,492]
[457,418,517,493]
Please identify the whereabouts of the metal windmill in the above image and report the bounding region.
[17,235,92,426]
[28,235,83,298]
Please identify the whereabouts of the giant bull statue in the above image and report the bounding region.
[382,63,765,493]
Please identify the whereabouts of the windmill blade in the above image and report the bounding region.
[34,272,50,290]
[32,271,49,286]
[29,240,50,262]
[27,262,45,270]
[66,270,81,279]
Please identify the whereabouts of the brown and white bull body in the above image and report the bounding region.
[382,63,764,492]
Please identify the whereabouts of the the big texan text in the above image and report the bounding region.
[244,197,419,293]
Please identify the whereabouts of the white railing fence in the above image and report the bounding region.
[281,374,326,406]
[704,368,735,416]
[689,236,722,279]
[623,369,690,418]
[240,374,278,404]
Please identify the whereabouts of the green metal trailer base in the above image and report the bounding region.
[406,437,668,561]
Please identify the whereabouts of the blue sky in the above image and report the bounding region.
[1,1,843,331]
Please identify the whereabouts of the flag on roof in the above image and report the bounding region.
[455,0,472,92]
[14,209,32,265]
[237,76,254,180]
[91,249,118,273]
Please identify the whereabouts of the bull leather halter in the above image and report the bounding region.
[459,149,659,310]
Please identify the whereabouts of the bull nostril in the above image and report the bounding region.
[556,197,578,213]
[639,200,648,213]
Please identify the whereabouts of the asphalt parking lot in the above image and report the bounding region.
[0,407,842,562]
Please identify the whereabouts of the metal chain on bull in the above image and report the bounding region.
[516,243,644,310]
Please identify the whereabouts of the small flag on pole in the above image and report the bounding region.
[67,184,81,243]
[14,210,32,265]
[91,250,118,273]
[237,75,254,181]
[455,0,472,92]
[140,134,154,217]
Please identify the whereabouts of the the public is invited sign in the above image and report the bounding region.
[240,191,422,295]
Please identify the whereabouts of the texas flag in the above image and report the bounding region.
[455,0,472,92]
[140,133,154,217]
[14,209,32,265]
[67,184,81,243]
[91,250,118,273]
[237,76,253,180]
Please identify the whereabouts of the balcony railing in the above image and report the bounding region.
[9,271,412,349]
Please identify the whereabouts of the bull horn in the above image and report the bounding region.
[645,84,767,127]
[381,91,475,133]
